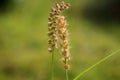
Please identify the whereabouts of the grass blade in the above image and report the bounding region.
[73,49,120,80]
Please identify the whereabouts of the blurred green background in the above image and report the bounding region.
[0,0,120,80]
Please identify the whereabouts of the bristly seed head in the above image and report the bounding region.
[48,1,70,70]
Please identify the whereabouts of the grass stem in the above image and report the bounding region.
[51,51,54,80]
[66,70,69,80]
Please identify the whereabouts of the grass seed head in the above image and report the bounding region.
[48,1,71,70]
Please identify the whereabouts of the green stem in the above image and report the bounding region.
[51,51,54,80]
[73,49,120,80]
[66,70,69,80]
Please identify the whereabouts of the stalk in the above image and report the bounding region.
[51,51,55,80]
[66,70,69,80]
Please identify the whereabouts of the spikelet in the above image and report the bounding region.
[48,1,70,70]
[57,15,70,70]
